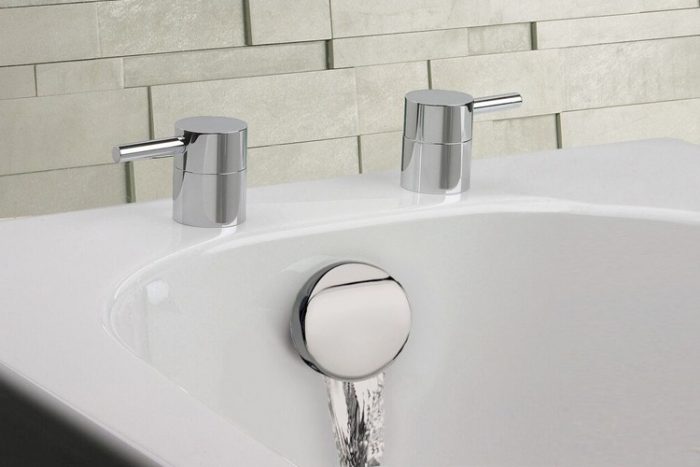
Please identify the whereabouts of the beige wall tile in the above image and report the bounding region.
[431,49,563,120]
[131,138,360,200]
[560,99,700,148]
[249,138,359,186]
[124,42,326,87]
[0,4,99,66]
[331,28,469,68]
[468,23,532,55]
[0,164,127,218]
[359,131,402,173]
[246,0,331,45]
[562,37,700,111]
[473,115,558,158]
[151,69,358,147]
[131,158,172,202]
[0,89,149,176]
[330,0,697,37]
[0,66,35,100]
[536,8,700,49]
[36,58,123,96]
[356,62,428,134]
[0,0,109,5]
[431,37,700,120]
[98,0,245,57]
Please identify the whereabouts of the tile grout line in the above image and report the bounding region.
[555,113,563,148]
[356,135,363,174]
[32,64,38,96]
[427,60,433,89]
[530,22,538,50]
[242,0,253,46]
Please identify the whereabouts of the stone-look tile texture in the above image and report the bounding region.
[0,0,699,217]
[0,66,35,100]
[0,4,99,66]
[432,37,700,120]
[359,132,402,173]
[151,69,358,147]
[0,165,127,218]
[468,24,532,55]
[560,99,700,147]
[536,8,700,49]
[0,89,149,175]
[356,62,429,134]
[124,42,327,87]
[331,28,470,68]
[248,138,359,186]
[432,48,563,120]
[359,115,559,172]
[97,0,245,56]
[473,115,558,158]
[131,158,172,202]
[329,0,697,37]
[36,59,123,96]
[0,0,110,6]
[246,0,331,45]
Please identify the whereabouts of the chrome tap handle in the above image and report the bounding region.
[401,89,522,195]
[473,92,523,113]
[112,116,248,228]
[112,137,185,162]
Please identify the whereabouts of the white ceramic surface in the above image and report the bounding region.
[1,139,699,466]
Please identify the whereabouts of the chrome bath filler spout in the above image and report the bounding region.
[290,263,412,467]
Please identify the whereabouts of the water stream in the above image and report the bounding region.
[324,373,385,467]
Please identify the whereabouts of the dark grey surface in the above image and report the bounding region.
[0,378,142,467]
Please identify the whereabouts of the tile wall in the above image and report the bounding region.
[0,0,698,217]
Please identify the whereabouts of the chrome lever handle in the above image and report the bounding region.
[401,89,523,195]
[112,136,185,163]
[111,116,248,228]
[473,92,523,113]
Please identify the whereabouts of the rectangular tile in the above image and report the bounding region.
[0,0,110,6]
[560,99,700,148]
[562,37,700,111]
[0,165,127,218]
[0,66,35,100]
[356,62,429,134]
[0,89,149,176]
[330,0,697,37]
[331,28,469,68]
[246,0,331,45]
[473,115,558,158]
[431,37,700,120]
[468,23,532,55]
[124,42,326,87]
[431,49,563,120]
[0,4,99,66]
[248,138,359,186]
[536,8,700,49]
[359,131,402,173]
[150,69,358,147]
[130,158,171,202]
[98,0,245,57]
[36,59,123,96]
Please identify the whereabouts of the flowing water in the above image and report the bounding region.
[324,373,385,467]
